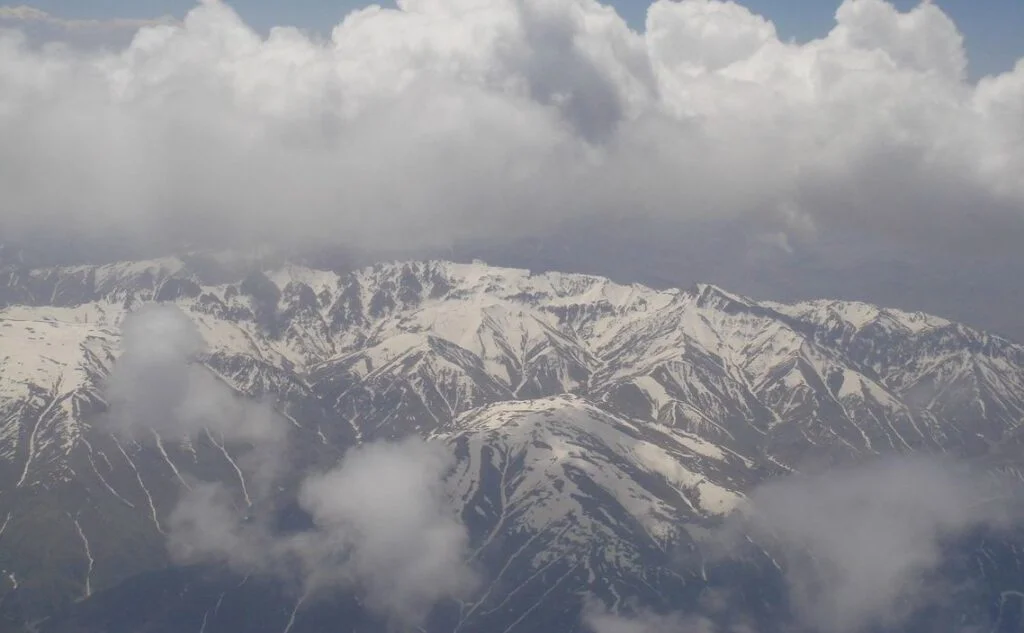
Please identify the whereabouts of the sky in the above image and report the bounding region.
[1,0,1023,339]
[4,0,1023,78]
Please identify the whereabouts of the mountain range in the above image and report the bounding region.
[1,255,1023,633]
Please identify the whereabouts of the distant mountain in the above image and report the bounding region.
[0,257,1022,632]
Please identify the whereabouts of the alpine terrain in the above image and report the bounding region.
[0,255,1022,633]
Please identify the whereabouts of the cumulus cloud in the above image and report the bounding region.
[0,0,1020,265]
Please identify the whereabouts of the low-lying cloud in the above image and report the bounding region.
[297,439,478,621]
[0,0,1021,261]
[168,438,478,627]
[585,604,716,633]
[589,455,1020,633]
[104,303,477,627]
[736,456,1013,633]
[104,304,286,493]
[105,304,282,445]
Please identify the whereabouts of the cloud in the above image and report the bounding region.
[104,303,284,445]
[297,438,479,624]
[102,304,476,626]
[0,4,178,32]
[168,438,477,627]
[733,455,1014,633]
[585,603,716,633]
[103,302,288,501]
[0,0,1019,267]
[586,455,1019,633]
[167,481,272,568]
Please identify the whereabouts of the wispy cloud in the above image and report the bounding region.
[585,602,719,633]
[0,4,178,31]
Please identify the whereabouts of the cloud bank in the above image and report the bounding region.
[0,0,1021,260]
[103,304,477,627]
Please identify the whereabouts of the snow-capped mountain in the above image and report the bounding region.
[1,257,1022,632]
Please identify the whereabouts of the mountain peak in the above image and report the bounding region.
[689,282,752,310]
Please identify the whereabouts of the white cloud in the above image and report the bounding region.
[103,303,288,501]
[297,438,479,624]
[104,304,283,445]
[168,438,477,627]
[589,455,1020,633]
[646,0,778,75]
[723,455,1018,633]
[0,0,1019,259]
[831,0,965,79]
